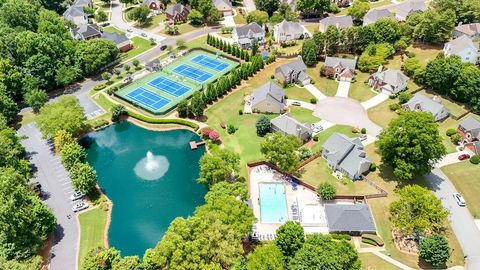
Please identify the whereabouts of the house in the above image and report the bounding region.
[368,68,409,95]
[71,24,102,40]
[165,4,190,23]
[275,59,310,86]
[321,56,357,81]
[331,0,353,8]
[402,93,449,122]
[322,133,371,180]
[213,0,233,16]
[270,113,312,141]
[73,0,93,8]
[363,9,395,26]
[251,82,286,113]
[457,116,480,155]
[386,0,427,21]
[232,22,265,49]
[273,20,304,43]
[282,0,296,10]
[443,35,479,64]
[453,23,480,39]
[146,59,161,72]
[102,32,133,52]
[63,6,88,26]
[143,0,162,10]
[325,204,377,235]
[319,16,353,32]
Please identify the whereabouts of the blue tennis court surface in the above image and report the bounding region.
[191,55,229,71]
[126,87,170,111]
[148,76,191,97]
[173,64,213,83]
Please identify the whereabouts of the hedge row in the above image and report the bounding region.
[361,234,384,246]
[126,110,199,131]
[330,234,352,241]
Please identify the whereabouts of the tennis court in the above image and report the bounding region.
[173,64,213,83]
[191,55,229,72]
[126,87,170,111]
[148,76,191,97]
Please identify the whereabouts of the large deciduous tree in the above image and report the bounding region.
[406,10,456,44]
[247,244,284,270]
[0,0,40,31]
[296,0,330,16]
[254,0,279,16]
[60,142,87,170]
[301,39,319,66]
[246,10,269,25]
[376,111,446,180]
[69,162,98,194]
[23,89,48,112]
[127,4,151,24]
[75,39,118,75]
[260,133,301,172]
[275,221,305,260]
[347,0,370,22]
[198,149,240,186]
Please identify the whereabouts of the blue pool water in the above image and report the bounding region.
[259,183,288,223]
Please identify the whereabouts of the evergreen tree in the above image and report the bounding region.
[245,51,250,61]
[240,50,245,60]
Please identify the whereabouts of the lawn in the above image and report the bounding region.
[304,24,318,35]
[102,26,125,35]
[284,85,315,102]
[442,162,480,218]
[406,43,443,67]
[275,40,304,55]
[78,207,108,267]
[438,117,460,154]
[143,14,166,30]
[121,36,154,62]
[311,124,358,152]
[359,253,401,270]
[288,106,319,124]
[233,11,247,24]
[306,62,338,96]
[368,97,399,128]
[160,23,204,35]
[349,72,377,102]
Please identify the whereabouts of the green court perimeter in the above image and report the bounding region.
[115,49,239,115]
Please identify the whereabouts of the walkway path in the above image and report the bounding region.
[373,251,415,270]
[304,84,327,101]
[335,81,350,97]
[18,124,79,270]
[361,93,389,110]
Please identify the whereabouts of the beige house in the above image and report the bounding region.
[251,82,286,113]
[213,0,233,16]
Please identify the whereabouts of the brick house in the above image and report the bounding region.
[457,116,480,154]
[166,4,190,23]
[321,56,357,82]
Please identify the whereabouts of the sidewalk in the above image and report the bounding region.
[304,84,327,101]
[373,251,415,270]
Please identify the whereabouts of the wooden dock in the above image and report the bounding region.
[189,140,205,150]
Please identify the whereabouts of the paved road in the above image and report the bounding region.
[426,169,480,270]
[19,123,79,270]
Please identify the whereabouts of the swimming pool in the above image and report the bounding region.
[259,183,288,223]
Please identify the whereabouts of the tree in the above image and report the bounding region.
[406,10,456,44]
[177,99,189,117]
[247,244,284,270]
[113,256,142,270]
[422,54,463,95]
[254,0,279,16]
[127,4,151,24]
[132,59,140,68]
[296,0,330,16]
[60,142,87,170]
[419,235,450,267]
[36,96,86,138]
[347,0,370,22]
[317,182,336,200]
[452,64,480,103]
[75,39,118,75]
[270,3,298,23]
[23,89,48,112]
[0,125,28,173]
[198,149,240,186]
[53,130,75,153]
[275,221,305,259]
[0,59,24,100]
[190,91,205,116]
[370,18,403,45]
[101,71,111,82]
[251,39,259,56]
[176,39,186,49]
[95,10,108,22]
[0,256,42,270]
[357,43,395,72]
[376,111,446,180]
[55,63,82,86]
[324,25,340,56]
[82,247,121,270]
[260,133,301,172]
[110,104,125,121]
[390,185,449,235]
[70,162,98,193]
[0,90,19,123]
[301,39,319,66]
[188,9,204,24]
[246,10,269,25]
[0,0,40,31]
[256,115,271,136]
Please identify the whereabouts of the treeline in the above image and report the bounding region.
[207,34,252,61]
[0,0,118,123]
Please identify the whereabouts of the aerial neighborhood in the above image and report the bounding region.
[1,0,480,269]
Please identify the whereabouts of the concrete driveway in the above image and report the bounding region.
[287,99,316,110]
[335,81,350,97]
[426,169,480,270]
[313,97,382,136]
[243,0,256,13]
[19,123,79,270]
[222,14,236,27]
[361,93,389,110]
[304,84,327,101]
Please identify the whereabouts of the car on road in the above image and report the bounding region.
[458,154,470,160]
[127,29,133,32]
[141,33,147,37]
[291,101,301,106]
[453,192,466,206]
[312,123,323,133]
[160,45,167,50]
[70,191,85,201]
[72,201,88,212]
[359,134,368,141]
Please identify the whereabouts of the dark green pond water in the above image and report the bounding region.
[84,122,206,256]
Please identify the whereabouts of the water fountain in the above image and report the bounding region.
[134,151,170,180]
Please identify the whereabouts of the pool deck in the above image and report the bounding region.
[249,165,328,239]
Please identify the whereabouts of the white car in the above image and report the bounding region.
[453,193,466,207]
[359,134,368,141]
[72,201,88,212]
[70,191,85,201]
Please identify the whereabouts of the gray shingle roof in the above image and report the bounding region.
[319,16,353,31]
[459,116,480,139]
[403,93,447,117]
[375,69,409,88]
[276,59,307,76]
[444,35,479,55]
[454,23,480,37]
[234,22,265,36]
[251,82,285,108]
[72,24,101,39]
[213,0,232,9]
[63,5,86,20]
[102,32,130,46]
[166,4,189,17]
[275,20,304,35]
[324,56,357,70]
[363,9,395,26]
[325,204,376,233]
[73,0,92,8]
[386,0,427,19]
[271,113,311,137]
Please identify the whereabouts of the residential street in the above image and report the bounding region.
[426,169,480,270]
[18,124,79,270]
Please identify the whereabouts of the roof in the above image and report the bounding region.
[386,0,427,19]
[73,0,92,7]
[166,4,189,17]
[325,204,376,233]
[234,22,265,37]
[213,0,232,9]
[444,35,479,56]
[270,113,311,136]
[459,116,480,139]
[454,23,480,37]
[72,24,101,39]
[403,93,447,117]
[102,32,130,46]
[146,59,160,67]
[324,56,357,70]
[374,69,409,87]
[363,9,395,26]
[276,58,307,76]
[275,20,304,35]
[251,82,285,108]
[319,16,353,31]
[63,5,85,20]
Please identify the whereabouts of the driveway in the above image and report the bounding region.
[243,0,256,13]
[434,151,469,168]
[361,93,389,110]
[426,169,480,270]
[287,99,316,110]
[313,97,382,136]
[304,84,327,101]
[335,81,350,97]
[222,14,236,27]
[18,123,79,270]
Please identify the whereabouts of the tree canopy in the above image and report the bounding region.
[260,133,302,172]
[419,234,450,267]
[275,221,305,260]
[247,244,284,270]
[198,149,240,186]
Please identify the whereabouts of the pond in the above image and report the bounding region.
[84,121,206,256]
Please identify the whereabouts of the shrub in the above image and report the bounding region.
[446,128,457,137]
[227,124,236,134]
[256,115,271,137]
[317,182,336,200]
[361,238,378,246]
[389,103,401,111]
[470,155,480,165]
[270,75,275,79]
[125,110,199,130]
[419,235,449,267]
[330,234,351,241]
[360,128,366,134]
[362,234,384,246]
[450,134,461,144]
[238,109,243,115]
[369,162,377,172]
[298,147,313,160]
[93,83,107,91]
[310,97,317,104]
[110,104,125,122]
[313,135,319,141]
[209,130,220,141]
[398,92,411,104]
[90,118,109,129]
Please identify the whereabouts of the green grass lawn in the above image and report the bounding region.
[275,40,304,55]
[349,72,377,102]
[311,124,357,152]
[438,117,460,154]
[368,97,400,128]
[442,162,480,218]
[233,11,247,24]
[359,253,401,270]
[102,26,125,35]
[78,207,108,267]
[121,36,154,62]
[284,85,315,102]
[288,106,319,124]
[304,24,318,34]
[160,23,204,35]
[406,43,443,67]
[143,14,166,30]
[306,62,338,96]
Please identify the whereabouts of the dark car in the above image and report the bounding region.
[458,154,471,160]
[160,45,167,51]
